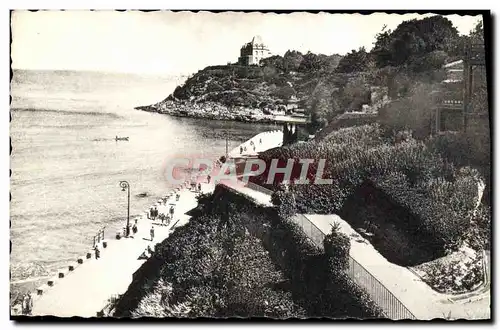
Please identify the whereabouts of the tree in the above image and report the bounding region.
[323,222,351,274]
[336,47,374,73]
[283,50,304,72]
[272,85,296,101]
[469,20,484,44]
[371,25,393,68]
[298,52,323,72]
[261,55,285,72]
[307,80,334,131]
[320,54,343,73]
[378,82,438,139]
[340,75,371,111]
[371,16,460,69]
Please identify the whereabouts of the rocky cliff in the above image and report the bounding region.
[135,52,343,123]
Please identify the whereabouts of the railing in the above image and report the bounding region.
[347,256,416,320]
[290,214,417,320]
[92,227,106,247]
[292,214,325,247]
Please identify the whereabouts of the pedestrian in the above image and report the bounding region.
[207,174,211,184]
[26,293,33,315]
[132,220,138,234]
[259,138,262,144]
[240,146,243,154]
[197,183,201,192]
[176,193,180,201]
[21,292,33,315]
[169,205,175,218]
[94,245,100,259]
[150,226,155,241]
[152,207,157,220]
[148,206,153,219]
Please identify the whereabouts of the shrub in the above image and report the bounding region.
[271,185,297,219]
[323,223,350,272]
[132,279,192,318]
[467,204,491,250]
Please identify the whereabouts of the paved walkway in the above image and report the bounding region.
[30,181,215,317]
[228,130,283,158]
[217,180,273,207]
[305,214,491,320]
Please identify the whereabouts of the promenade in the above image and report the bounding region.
[305,215,490,320]
[24,129,280,317]
[228,130,282,158]
[30,182,215,317]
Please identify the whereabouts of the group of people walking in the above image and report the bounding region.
[239,137,262,154]
[148,206,159,220]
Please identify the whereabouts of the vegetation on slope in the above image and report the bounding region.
[256,123,488,254]
[114,187,382,319]
[158,51,342,111]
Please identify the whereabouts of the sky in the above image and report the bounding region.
[11,11,483,75]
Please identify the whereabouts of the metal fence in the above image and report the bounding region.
[291,214,416,320]
[292,214,325,247]
[92,227,106,247]
[347,256,416,320]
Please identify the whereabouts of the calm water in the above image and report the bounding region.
[10,70,275,294]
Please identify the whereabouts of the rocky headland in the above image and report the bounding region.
[135,52,344,124]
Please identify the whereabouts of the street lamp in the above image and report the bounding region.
[225,131,228,159]
[119,181,130,237]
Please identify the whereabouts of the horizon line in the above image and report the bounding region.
[11,67,192,77]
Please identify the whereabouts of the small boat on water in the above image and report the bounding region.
[115,136,129,141]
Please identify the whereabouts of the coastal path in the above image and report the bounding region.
[30,181,215,317]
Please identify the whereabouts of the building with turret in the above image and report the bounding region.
[238,35,271,66]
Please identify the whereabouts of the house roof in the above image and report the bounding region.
[252,35,264,45]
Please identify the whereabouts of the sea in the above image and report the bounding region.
[9,69,276,299]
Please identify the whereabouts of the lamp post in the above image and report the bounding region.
[119,181,130,237]
[225,131,228,159]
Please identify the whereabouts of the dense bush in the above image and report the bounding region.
[134,210,305,318]
[427,131,491,207]
[125,186,384,319]
[467,204,491,251]
[255,124,485,254]
[323,223,350,273]
[271,185,297,219]
[418,252,484,294]
[378,82,438,139]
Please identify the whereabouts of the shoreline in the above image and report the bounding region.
[11,131,273,316]
[135,100,306,124]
